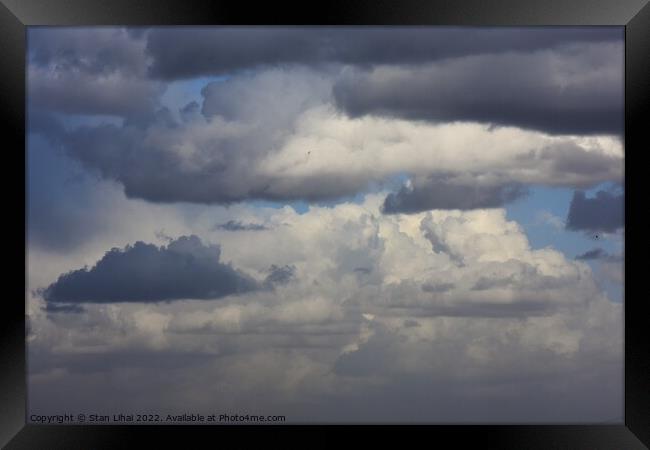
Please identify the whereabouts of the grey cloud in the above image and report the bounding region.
[334,323,399,377]
[29,28,147,76]
[43,235,258,304]
[215,220,269,231]
[403,301,555,318]
[42,303,86,314]
[566,189,624,233]
[144,27,621,80]
[52,70,354,205]
[28,28,162,117]
[575,248,608,260]
[29,29,624,208]
[332,43,623,135]
[28,110,66,141]
[179,101,201,123]
[28,65,163,118]
[515,143,623,188]
[548,146,622,178]
[420,219,465,267]
[27,132,115,253]
[383,176,528,215]
[59,116,245,204]
[472,276,514,291]
[199,67,331,123]
[264,265,296,286]
[28,26,623,133]
[421,282,454,293]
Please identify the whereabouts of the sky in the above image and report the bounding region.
[26,26,624,424]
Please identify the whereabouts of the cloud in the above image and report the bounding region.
[28,28,162,117]
[534,211,565,230]
[332,41,623,136]
[575,248,608,260]
[29,28,148,76]
[264,265,296,286]
[25,27,626,421]
[27,48,624,209]
[42,303,86,314]
[55,69,351,204]
[421,282,454,293]
[215,220,269,231]
[43,235,258,304]
[144,27,621,80]
[40,65,620,207]
[382,175,528,215]
[565,189,624,233]
[28,26,623,138]
[27,196,623,421]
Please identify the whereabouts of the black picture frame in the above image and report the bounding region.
[2,0,648,447]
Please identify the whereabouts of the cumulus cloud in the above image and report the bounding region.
[566,189,624,233]
[27,196,623,421]
[43,235,258,304]
[26,27,625,422]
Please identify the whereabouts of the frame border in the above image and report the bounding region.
[2,0,648,447]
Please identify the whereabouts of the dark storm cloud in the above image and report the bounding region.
[332,42,623,135]
[28,26,623,132]
[565,190,624,233]
[145,27,621,80]
[382,177,528,214]
[43,235,258,304]
[214,220,269,231]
